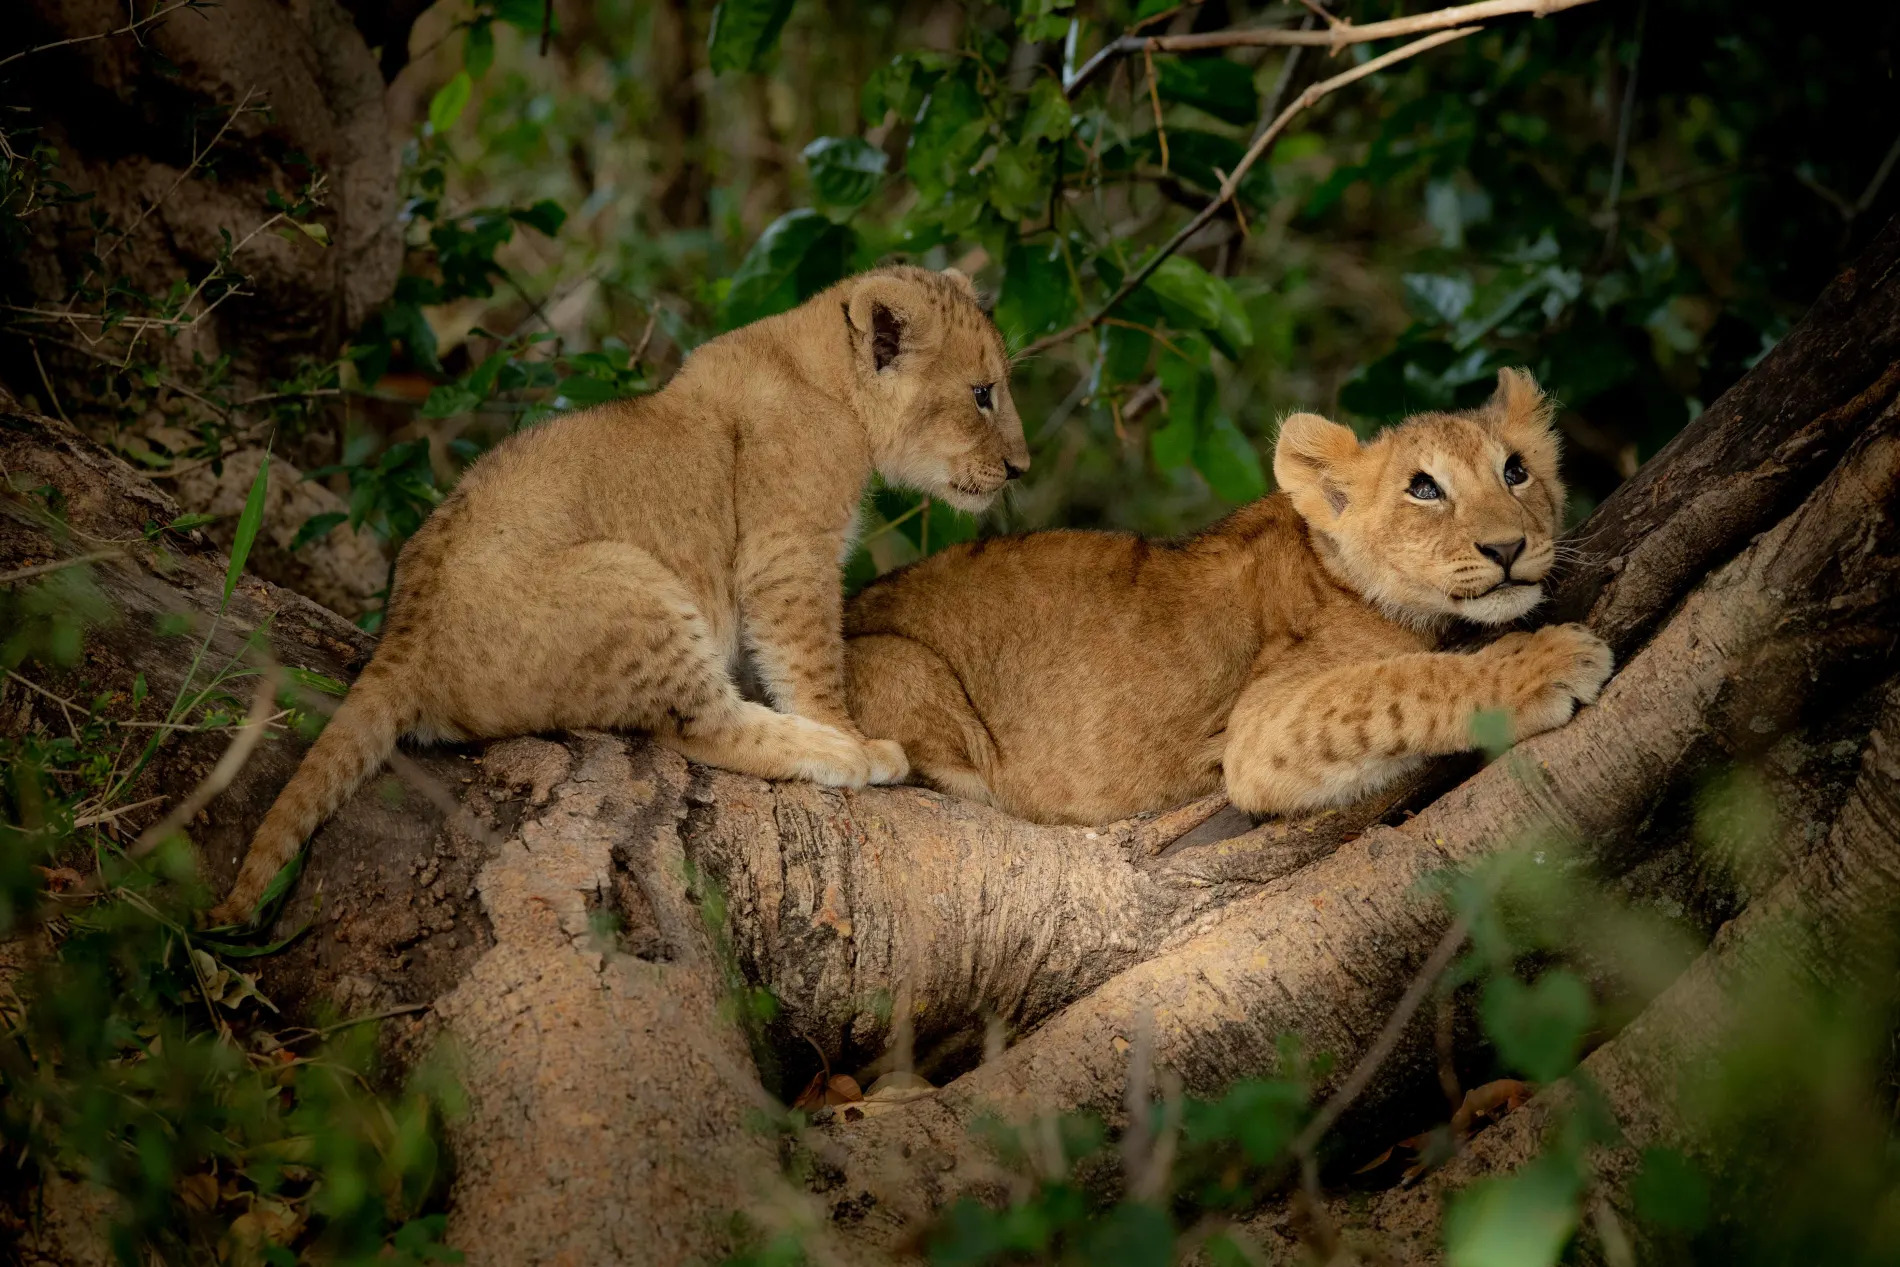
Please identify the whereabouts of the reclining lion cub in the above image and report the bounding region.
[845,368,1611,824]
[216,265,1028,922]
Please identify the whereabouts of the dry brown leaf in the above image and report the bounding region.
[792,1069,829,1111]
[1450,1078,1533,1136]
[867,1070,932,1095]
[178,1171,219,1212]
[222,1197,303,1265]
[824,1074,863,1105]
[36,866,82,892]
[1353,1146,1395,1175]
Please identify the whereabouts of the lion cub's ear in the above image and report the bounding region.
[1483,366,1559,472]
[846,282,915,372]
[1274,412,1360,521]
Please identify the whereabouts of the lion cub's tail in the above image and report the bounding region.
[215,666,417,923]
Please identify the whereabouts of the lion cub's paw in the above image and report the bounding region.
[863,738,911,785]
[783,717,876,787]
[1498,623,1614,739]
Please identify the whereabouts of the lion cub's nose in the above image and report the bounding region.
[1004,459,1029,480]
[1476,537,1527,574]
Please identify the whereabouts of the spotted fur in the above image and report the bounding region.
[844,368,1612,824]
[214,265,1029,923]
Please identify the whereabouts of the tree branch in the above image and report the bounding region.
[0,0,197,71]
[1020,25,1482,361]
[1064,0,1598,97]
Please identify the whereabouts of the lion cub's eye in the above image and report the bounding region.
[1407,472,1443,501]
[972,383,994,411]
[1503,453,1529,486]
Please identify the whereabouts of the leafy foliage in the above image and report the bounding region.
[5,1,1900,1261]
[0,531,461,1260]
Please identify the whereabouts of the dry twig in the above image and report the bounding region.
[1021,25,1481,360]
[0,0,196,71]
[124,663,283,863]
[1065,0,1598,95]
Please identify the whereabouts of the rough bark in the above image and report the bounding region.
[3,211,1897,1259]
[806,404,1900,1250]
[1,0,402,619]
[3,0,402,393]
[1270,677,1900,1265]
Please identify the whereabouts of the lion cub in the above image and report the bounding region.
[216,265,1028,921]
[845,369,1610,825]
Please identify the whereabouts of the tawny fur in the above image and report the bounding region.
[215,265,1029,923]
[845,368,1612,824]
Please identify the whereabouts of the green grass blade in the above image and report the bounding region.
[223,448,271,609]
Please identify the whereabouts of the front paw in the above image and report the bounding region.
[1500,624,1614,739]
[863,738,910,785]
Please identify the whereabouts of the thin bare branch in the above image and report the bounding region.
[125,663,282,862]
[1066,0,1598,95]
[93,87,261,272]
[0,550,123,585]
[1288,916,1469,1161]
[0,0,195,71]
[1021,25,1480,361]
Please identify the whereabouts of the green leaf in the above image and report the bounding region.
[989,140,1050,221]
[1194,414,1266,503]
[906,73,988,201]
[555,374,624,406]
[1182,1076,1306,1164]
[720,209,855,330]
[1021,77,1073,143]
[1016,0,1076,43]
[428,70,473,134]
[1081,1203,1172,1267]
[1404,273,1476,326]
[246,851,304,930]
[1480,970,1592,1082]
[1444,1156,1584,1267]
[510,199,566,237]
[289,511,346,553]
[861,55,928,126]
[995,239,1076,345]
[708,0,796,74]
[1151,412,1197,471]
[1631,1147,1709,1232]
[1124,129,1270,203]
[1156,57,1258,126]
[294,221,330,247]
[164,512,219,533]
[464,17,494,78]
[285,665,349,697]
[1101,322,1152,386]
[195,921,311,957]
[1156,333,1213,426]
[803,136,888,209]
[419,383,481,419]
[493,0,545,33]
[223,449,271,609]
[1469,708,1514,758]
[1144,256,1253,359]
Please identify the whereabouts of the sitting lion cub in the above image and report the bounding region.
[216,265,1028,922]
[845,368,1611,825]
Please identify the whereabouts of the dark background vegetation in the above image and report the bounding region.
[3,0,1899,1262]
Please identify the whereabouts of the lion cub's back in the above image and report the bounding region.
[846,530,1260,822]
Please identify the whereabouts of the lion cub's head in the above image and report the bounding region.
[841,265,1030,512]
[1273,368,1566,627]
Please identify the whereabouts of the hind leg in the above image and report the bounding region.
[438,542,892,786]
[846,633,997,806]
